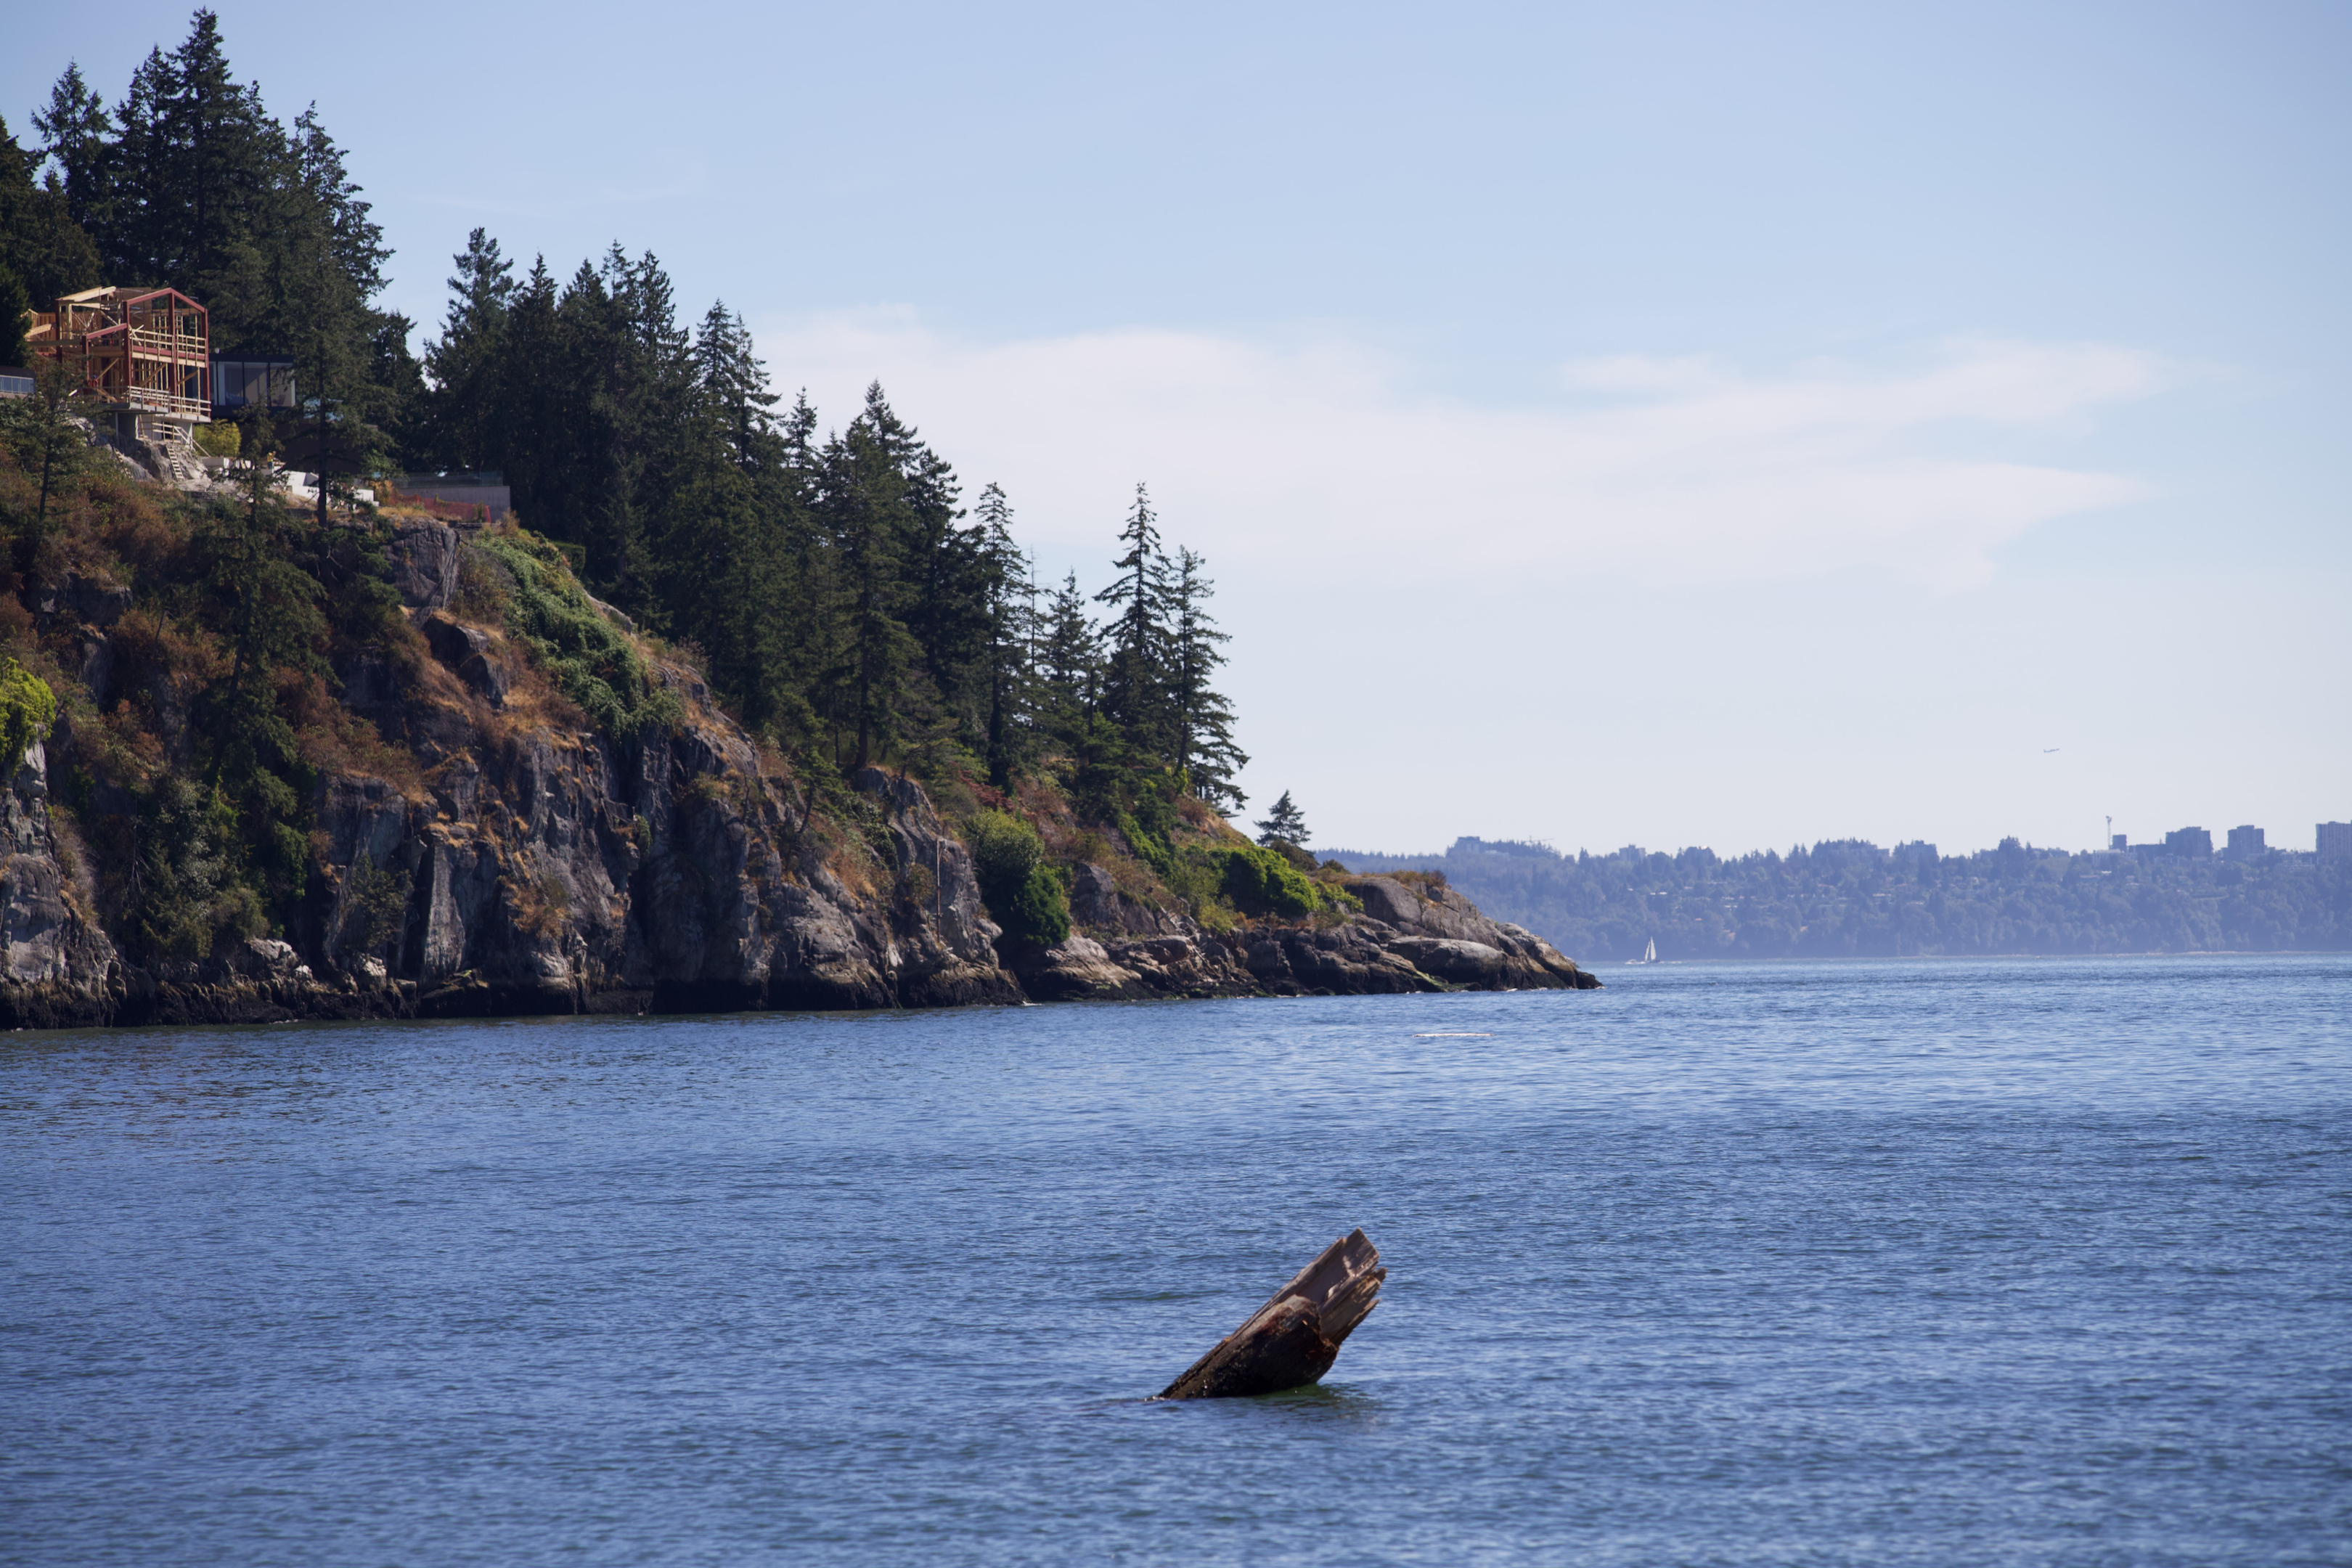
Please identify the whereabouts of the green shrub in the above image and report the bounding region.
[1214,841,1323,919]
[965,808,1040,889]
[1267,838,1317,872]
[470,533,681,740]
[1003,862,1071,946]
[0,657,57,771]
[965,809,1070,945]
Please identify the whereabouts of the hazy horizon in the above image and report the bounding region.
[9,0,2345,852]
[1320,825,2329,862]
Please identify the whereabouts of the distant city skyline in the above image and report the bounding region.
[7,1,2343,853]
[1328,817,2348,862]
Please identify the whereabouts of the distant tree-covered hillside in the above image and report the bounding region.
[1331,838,2352,960]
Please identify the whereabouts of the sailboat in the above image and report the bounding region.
[1625,938,1657,965]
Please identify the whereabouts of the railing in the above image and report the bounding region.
[128,326,208,358]
[123,387,212,420]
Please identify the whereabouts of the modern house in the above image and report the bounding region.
[211,352,298,416]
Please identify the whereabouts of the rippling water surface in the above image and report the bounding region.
[5,957,2349,1566]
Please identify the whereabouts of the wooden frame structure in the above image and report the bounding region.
[27,286,213,429]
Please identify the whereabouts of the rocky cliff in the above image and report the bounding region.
[0,518,1596,1028]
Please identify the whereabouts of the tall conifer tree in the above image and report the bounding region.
[1095,482,1168,756]
[1165,546,1246,810]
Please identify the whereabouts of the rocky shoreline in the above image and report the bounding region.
[0,520,1598,1032]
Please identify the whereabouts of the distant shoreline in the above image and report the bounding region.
[1610,950,2348,965]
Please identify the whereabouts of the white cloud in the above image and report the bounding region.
[749,313,2168,589]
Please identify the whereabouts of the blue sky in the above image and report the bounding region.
[8,1,2347,854]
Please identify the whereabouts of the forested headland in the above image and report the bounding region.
[0,12,1611,1022]
[1334,838,2352,960]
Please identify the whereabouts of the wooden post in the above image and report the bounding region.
[1157,1229,1385,1400]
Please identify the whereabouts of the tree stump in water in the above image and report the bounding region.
[1157,1229,1386,1400]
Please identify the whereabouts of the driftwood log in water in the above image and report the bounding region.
[1157,1229,1387,1400]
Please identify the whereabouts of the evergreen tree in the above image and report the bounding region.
[817,409,921,768]
[693,301,778,472]
[0,113,100,306]
[494,256,560,509]
[0,267,25,368]
[30,64,112,238]
[0,355,92,544]
[1164,547,1247,811]
[649,299,799,736]
[853,383,989,750]
[971,482,1038,787]
[421,228,514,470]
[200,430,328,921]
[1037,570,1098,754]
[1094,482,1169,754]
[1256,791,1309,849]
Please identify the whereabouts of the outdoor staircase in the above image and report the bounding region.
[150,424,205,489]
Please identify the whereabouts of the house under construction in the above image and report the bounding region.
[25,286,213,443]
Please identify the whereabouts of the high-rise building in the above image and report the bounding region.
[2163,826,2213,859]
[2320,822,2352,865]
[2225,825,2266,861]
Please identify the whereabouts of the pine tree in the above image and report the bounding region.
[30,64,113,237]
[1165,547,1247,811]
[421,230,513,470]
[494,256,560,511]
[854,383,986,748]
[971,482,1037,787]
[817,410,921,769]
[1037,570,1098,755]
[0,113,100,305]
[201,428,329,922]
[1094,482,1169,756]
[693,301,778,472]
[1256,791,1309,849]
[0,266,27,368]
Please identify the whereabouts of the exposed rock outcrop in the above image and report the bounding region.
[1002,866,1601,1001]
[0,742,121,1027]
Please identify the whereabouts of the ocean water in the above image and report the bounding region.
[4,956,2348,1566]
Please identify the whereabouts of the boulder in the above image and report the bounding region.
[387,522,460,611]
[1071,862,1183,936]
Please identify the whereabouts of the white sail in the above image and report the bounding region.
[1643,939,1657,963]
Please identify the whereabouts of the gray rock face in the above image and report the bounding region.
[420,613,511,706]
[1070,862,1184,937]
[0,743,120,1024]
[387,522,460,611]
